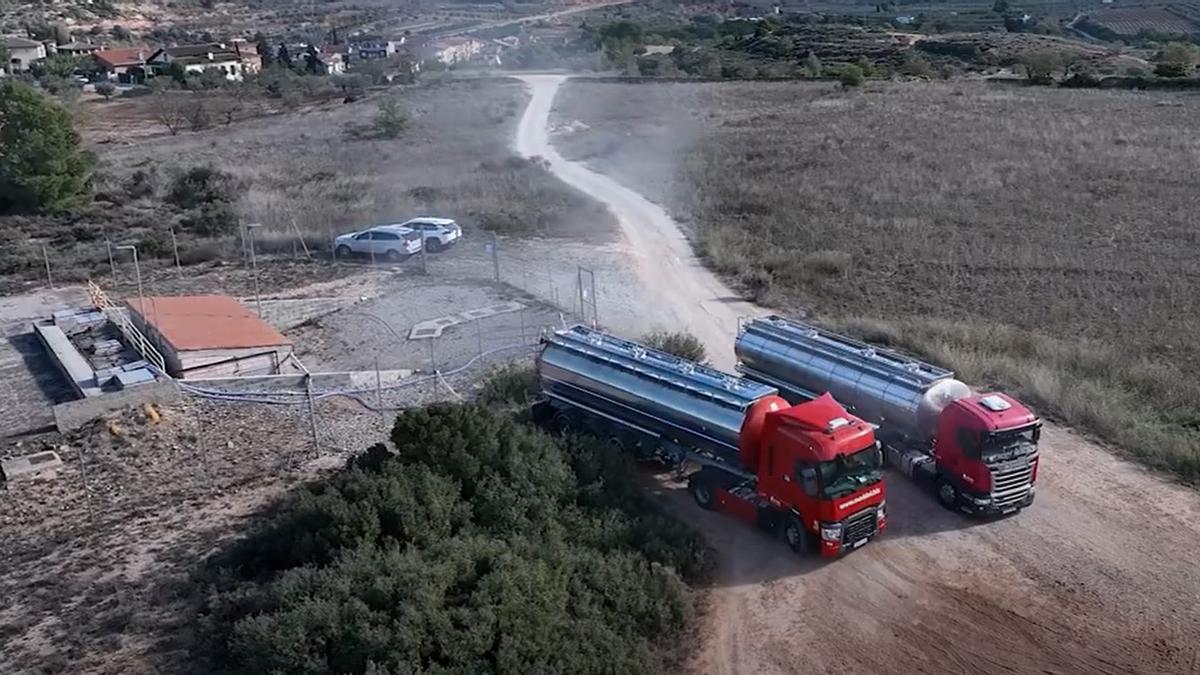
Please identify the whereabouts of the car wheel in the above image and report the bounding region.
[336,244,351,258]
[426,238,443,253]
[784,516,810,555]
[385,249,402,262]
[689,474,715,510]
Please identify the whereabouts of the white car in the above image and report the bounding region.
[334,225,422,261]
[399,217,462,252]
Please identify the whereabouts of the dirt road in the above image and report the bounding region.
[515,74,1200,674]
[514,74,755,370]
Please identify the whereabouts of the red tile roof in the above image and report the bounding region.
[94,47,152,68]
[125,295,291,351]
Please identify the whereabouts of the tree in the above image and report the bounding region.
[255,33,274,69]
[839,63,865,87]
[277,43,293,69]
[31,54,81,79]
[992,0,1009,14]
[1019,48,1063,84]
[304,44,323,74]
[0,80,93,213]
[95,81,117,100]
[855,55,874,77]
[0,41,9,75]
[641,331,707,363]
[900,52,937,78]
[150,83,190,135]
[1155,42,1196,78]
[373,97,409,138]
[804,52,823,78]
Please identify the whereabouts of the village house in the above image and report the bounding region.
[148,42,261,81]
[3,36,48,73]
[93,46,152,83]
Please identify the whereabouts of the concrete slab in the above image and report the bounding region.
[408,302,526,339]
[1,450,63,482]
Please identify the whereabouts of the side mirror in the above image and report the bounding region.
[873,442,883,467]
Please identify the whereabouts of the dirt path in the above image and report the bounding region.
[514,74,1200,675]
[514,74,755,370]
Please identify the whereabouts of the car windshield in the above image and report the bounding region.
[816,445,882,499]
[982,424,1040,460]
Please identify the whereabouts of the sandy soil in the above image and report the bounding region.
[516,74,1200,675]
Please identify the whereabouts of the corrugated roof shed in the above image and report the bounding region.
[126,295,290,351]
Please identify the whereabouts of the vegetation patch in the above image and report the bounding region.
[197,404,711,674]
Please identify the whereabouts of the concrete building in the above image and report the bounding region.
[4,36,47,73]
[126,295,294,379]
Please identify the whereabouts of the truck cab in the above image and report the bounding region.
[692,394,887,557]
[931,393,1040,515]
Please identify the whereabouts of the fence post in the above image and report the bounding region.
[428,339,438,399]
[305,374,320,459]
[476,317,483,357]
[77,445,94,521]
[106,238,118,288]
[42,246,54,290]
[170,226,183,278]
[519,306,526,345]
[375,356,385,426]
[490,232,500,282]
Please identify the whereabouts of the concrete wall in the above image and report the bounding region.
[53,379,180,432]
[179,346,293,378]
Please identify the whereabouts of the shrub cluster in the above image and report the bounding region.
[641,331,708,363]
[200,404,710,674]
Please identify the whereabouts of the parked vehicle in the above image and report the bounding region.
[334,225,422,261]
[735,315,1040,516]
[400,217,462,252]
[533,325,886,557]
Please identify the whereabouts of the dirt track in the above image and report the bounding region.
[515,74,1200,675]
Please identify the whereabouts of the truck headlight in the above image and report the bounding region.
[819,522,843,542]
[973,496,991,506]
[876,502,886,526]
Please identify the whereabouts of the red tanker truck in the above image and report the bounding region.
[534,325,886,556]
[736,316,1040,516]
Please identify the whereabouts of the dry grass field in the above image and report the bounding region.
[554,79,1200,480]
[0,78,616,290]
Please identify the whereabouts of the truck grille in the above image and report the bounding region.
[842,507,877,545]
[990,458,1035,508]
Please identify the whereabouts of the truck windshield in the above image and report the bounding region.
[982,424,1040,461]
[817,446,882,499]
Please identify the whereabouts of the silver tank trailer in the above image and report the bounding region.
[537,325,777,460]
[735,315,970,445]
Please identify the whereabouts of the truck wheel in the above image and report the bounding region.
[689,475,715,510]
[784,516,810,555]
[606,436,627,454]
[937,479,959,510]
[553,412,574,436]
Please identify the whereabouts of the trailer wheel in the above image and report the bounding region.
[553,411,574,436]
[606,436,627,454]
[937,479,959,510]
[784,516,809,555]
[689,474,715,510]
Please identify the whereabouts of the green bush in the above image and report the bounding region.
[839,64,865,87]
[641,331,707,363]
[200,404,709,674]
[167,166,241,209]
